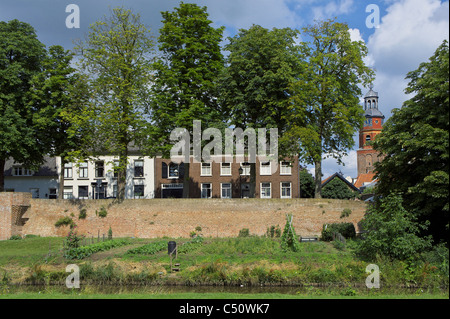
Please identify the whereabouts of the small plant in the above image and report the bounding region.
[9,235,22,240]
[340,208,352,219]
[281,214,300,252]
[78,208,87,219]
[266,225,281,238]
[55,216,75,228]
[97,206,107,218]
[108,226,113,240]
[238,228,250,237]
[64,227,84,250]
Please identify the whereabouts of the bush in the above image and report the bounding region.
[78,208,87,219]
[238,228,250,237]
[64,239,130,260]
[9,235,22,240]
[55,216,75,228]
[355,193,432,261]
[281,214,300,252]
[321,222,356,241]
[266,225,281,238]
[97,206,107,218]
[108,226,113,240]
[340,208,352,219]
[64,227,84,250]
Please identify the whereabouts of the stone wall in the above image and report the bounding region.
[18,197,367,239]
[0,193,31,240]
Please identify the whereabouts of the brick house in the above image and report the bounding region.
[155,156,299,199]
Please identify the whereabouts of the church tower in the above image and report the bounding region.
[357,85,385,177]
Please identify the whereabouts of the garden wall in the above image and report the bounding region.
[9,196,368,239]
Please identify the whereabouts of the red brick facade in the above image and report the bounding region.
[155,156,299,199]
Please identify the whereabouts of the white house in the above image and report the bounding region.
[57,155,155,199]
[4,156,59,199]
[4,155,155,200]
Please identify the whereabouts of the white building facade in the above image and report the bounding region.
[58,156,155,200]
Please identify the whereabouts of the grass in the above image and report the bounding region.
[0,236,448,299]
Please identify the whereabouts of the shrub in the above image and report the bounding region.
[355,193,432,260]
[238,228,250,237]
[321,222,356,241]
[78,208,87,219]
[9,235,22,240]
[108,226,113,240]
[64,227,84,250]
[281,214,300,252]
[55,216,75,228]
[97,206,107,218]
[64,239,130,260]
[266,225,281,238]
[340,208,352,219]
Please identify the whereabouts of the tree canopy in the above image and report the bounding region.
[373,40,449,244]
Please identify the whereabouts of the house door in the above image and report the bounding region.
[241,183,250,198]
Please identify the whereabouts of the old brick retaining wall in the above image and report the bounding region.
[7,196,368,239]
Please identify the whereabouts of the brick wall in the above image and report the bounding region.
[0,193,31,240]
[19,197,367,239]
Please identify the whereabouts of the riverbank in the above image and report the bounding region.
[0,236,448,298]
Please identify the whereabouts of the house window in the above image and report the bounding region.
[366,135,371,142]
[169,163,179,178]
[201,163,212,176]
[30,188,39,199]
[201,183,212,199]
[63,186,73,199]
[134,160,144,178]
[281,182,292,198]
[221,183,232,199]
[79,162,88,178]
[240,162,251,175]
[48,188,57,199]
[14,167,33,176]
[95,161,104,178]
[134,185,145,199]
[260,162,271,175]
[220,163,231,176]
[280,162,292,175]
[112,185,117,198]
[260,182,271,199]
[64,163,72,179]
[78,186,89,199]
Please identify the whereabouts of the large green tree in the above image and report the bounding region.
[0,20,46,191]
[29,45,89,199]
[71,7,155,200]
[219,25,301,197]
[373,40,449,244]
[149,2,225,197]
[282,19,374,198]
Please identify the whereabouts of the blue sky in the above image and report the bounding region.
[1,0,448,179]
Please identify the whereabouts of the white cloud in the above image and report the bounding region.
[312,0,354,20]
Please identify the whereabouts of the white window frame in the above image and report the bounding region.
[220,162,231,176]
[201,163,212,176]
[63,186,73,199]
[281,182,292,199]
[63,163,73,179]
[240,162,251,176]
[78,186,89,199]
[79,162,88,178]
[280,161,292,175]
[221,183,232,199]
[134,184,145,199]
[201,183,212,199]
[134,160,144,178]
[260,162,271,176]
[260,182,271,199]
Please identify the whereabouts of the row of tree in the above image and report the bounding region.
[0,3,374,200]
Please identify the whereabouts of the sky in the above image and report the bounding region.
[1,0,449,179]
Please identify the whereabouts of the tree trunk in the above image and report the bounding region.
[58,158,65,199]
[117,152,128,201]
[249,162,256,198]
[183,162,190,198]
[314,159,322,199]
[0,158,5,192]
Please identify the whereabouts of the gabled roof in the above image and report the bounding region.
[4,156,58,177]
[354,173,376,189]
[321,172,361,193]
